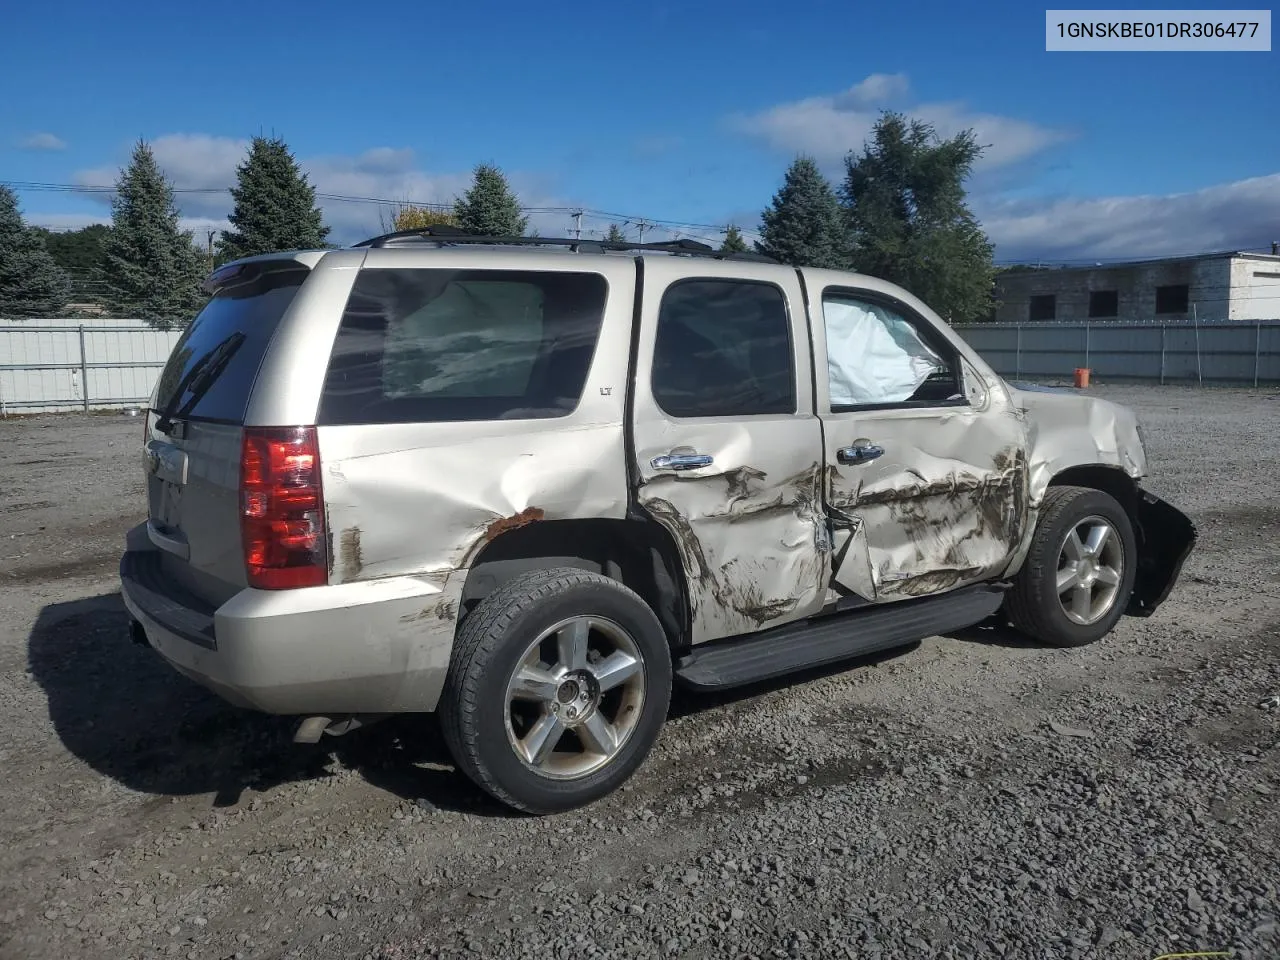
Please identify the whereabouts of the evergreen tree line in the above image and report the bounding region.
[754,113,994,323]
[0,140,531,328]
[1,111,995,327]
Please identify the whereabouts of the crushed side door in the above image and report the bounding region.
[802,271,1032,602]
[629,259,830,644]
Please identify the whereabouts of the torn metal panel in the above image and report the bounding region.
[997,382,1151,577]
[628,256,827,645]
[635,422,831,645]
[823,398,1031,601]
[827,511,876,600]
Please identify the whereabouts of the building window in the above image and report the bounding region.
[1088,290,1119,318]
[1155,284,1189,315]
[1028,294,1056,322]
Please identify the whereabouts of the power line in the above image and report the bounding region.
[14,178,1274,260]
[1,179,762,242]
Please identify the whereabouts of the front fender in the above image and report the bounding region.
[1127,490,1197,617]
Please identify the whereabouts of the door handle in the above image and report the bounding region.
[837,442,884,466]
[651,453,714,471]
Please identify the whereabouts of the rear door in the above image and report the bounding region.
[145,256,323,603]
[802,270,1029,603]
[630,258,828,645]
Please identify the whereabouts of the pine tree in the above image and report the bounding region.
[720,225,748,253]
[604,223,627,243]
[0,186,71,318]
[453,164,528,236]
[756,157,848,268]
[841,112,995,323]
[98,140,207,329]
[31,223,111,277]
[217,136,329,262]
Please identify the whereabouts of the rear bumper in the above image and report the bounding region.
[119,523,460,714]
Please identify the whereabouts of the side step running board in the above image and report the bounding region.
[675,585,1005,691]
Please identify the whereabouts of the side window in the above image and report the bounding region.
[652,279,795,418]
[318,268,607,425]
[822,292,964,409]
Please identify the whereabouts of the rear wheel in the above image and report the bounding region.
[1006,485,1137,648]
[439,567,672,814]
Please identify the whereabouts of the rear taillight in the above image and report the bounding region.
[240,426,328,589]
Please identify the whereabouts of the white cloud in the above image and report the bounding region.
[980,172,1280,260]
[73,133,251,209]
[833,73,910,109]
[18,132,67,151]
[731,75,1069,171]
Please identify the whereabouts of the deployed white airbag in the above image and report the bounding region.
[824,297,945,406]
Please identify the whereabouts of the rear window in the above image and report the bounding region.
[318,268,608,425]
[153,263,308,423]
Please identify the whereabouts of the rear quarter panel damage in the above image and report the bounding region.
[318,421,629,591]
[312,418,628,708]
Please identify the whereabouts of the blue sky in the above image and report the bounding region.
[2,0,1277,260]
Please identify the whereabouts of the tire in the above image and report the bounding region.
[439,566,672,814]
[1005,485,1137,648]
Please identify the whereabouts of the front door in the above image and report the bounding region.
[630,259,828,644]
[802,272,1030,603]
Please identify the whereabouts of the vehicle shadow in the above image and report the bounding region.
[26,591,505,815]
[29,593,1018,816]
[941,616,1052,649]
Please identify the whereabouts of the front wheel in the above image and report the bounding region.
[439,567,672,814]
[1005,485,1138,648]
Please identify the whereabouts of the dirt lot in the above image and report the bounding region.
[1,385,1278,960]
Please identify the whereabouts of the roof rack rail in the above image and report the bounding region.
[350,226,777,263]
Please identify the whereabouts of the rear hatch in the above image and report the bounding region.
[144,257,314,605]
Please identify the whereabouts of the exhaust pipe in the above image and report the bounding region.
[293,714,386,744]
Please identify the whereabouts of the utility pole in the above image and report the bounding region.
[637,220,648,245]
[206,230,216,271]
[572,210,582,241]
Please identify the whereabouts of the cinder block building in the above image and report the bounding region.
[994,250,1280,324]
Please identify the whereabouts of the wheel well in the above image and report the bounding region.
[459,518,690,652]
[1048,465,1139,521]
[1046,464,1195,618]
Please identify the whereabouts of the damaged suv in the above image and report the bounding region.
[121,229,1196,813]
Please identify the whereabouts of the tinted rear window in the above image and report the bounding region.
[153,263,308,423]
[318,268,608,425]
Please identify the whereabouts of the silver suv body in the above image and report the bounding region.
[120,235,1196,812]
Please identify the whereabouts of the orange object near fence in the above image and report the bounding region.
[1074,367,1091,388]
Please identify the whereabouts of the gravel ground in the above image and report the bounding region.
[0,385,1278,960]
